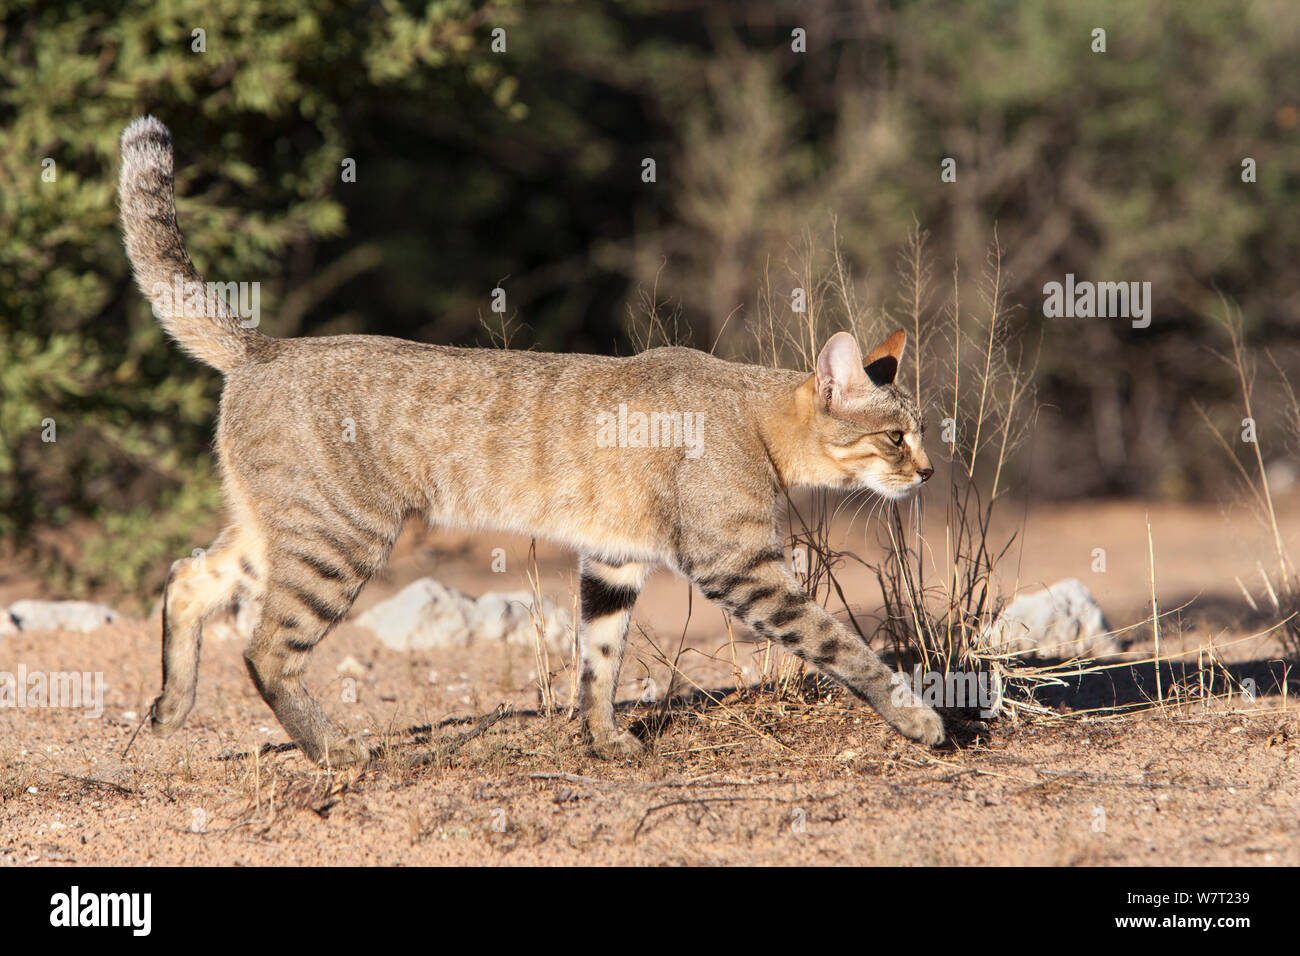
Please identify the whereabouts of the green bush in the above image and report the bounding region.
[0,0,525,599]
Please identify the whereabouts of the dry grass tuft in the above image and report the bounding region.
[620,223,1295,743]
[1193,300,1299,662]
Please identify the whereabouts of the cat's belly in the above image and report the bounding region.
[419,479,671,563]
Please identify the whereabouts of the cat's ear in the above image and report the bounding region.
[815,332,867,409]
[863,329,906,387]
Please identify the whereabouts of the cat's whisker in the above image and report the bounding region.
[850,489,886,536]
[830,489,855,524]
[842,488,868,531]
[834,487,869,528]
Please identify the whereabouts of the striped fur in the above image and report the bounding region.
[121,118,942,766]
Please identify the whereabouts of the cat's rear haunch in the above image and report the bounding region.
[118,115,943,766]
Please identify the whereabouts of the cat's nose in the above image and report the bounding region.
[918,466,934,482]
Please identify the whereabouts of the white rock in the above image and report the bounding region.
[983,578,1119,659]
[356,578,473,651]
[471,592,515,642]
[471,589,571,651]
[356,577,572,653]
[8,600,117,634]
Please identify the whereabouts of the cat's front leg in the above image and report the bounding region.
[689,550,945,746]
[576,556,651,757]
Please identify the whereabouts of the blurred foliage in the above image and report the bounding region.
[0,0,1297,600]
[0,0,526,598]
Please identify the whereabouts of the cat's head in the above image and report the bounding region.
[801,330,933,499]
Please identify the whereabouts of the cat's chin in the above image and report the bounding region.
[862,478,923,501]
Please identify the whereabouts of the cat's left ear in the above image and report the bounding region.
[863,329,906,386]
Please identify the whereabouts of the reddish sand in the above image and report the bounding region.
[2,496,1298,865]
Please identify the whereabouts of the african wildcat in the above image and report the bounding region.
[118,116,944,765]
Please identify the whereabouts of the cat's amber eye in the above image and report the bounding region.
[887,431,904,446]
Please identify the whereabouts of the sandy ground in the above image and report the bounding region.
[1,496,1298,866]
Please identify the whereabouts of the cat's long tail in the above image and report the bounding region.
[119,116,261,373]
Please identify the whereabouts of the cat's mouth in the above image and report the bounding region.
[862,475,925,500]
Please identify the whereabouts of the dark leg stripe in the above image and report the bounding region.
[284,497,334,526]
[337,505,390,544]
[289,586,349,624]
[766,606,804,627]
[240,557,258,579]
[286,636,319,653]
[719,573,756,593]
[580,573,639,619]
[695,572,756,597]
[313,529,377,579]
[286,548,351,582]
[695,572,726,590]
[681,550,728,577]
[741,548,784,572]
[733,585,780,618]
[811,638,844,665]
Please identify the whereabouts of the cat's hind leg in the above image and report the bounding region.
[241,527,392,767]
[151,528,260,736]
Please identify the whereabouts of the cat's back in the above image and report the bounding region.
[612,345,803,402]
[217,335,802,469]
[223,334,613,414]
[227,335,797,406]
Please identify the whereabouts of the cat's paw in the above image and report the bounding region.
[320,736,372,769]
[148,694,191,738]
[590,729,646,759]
[892,701,946,746]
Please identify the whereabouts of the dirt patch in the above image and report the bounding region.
[2,616,1297,866]
[2,497,1299,865]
